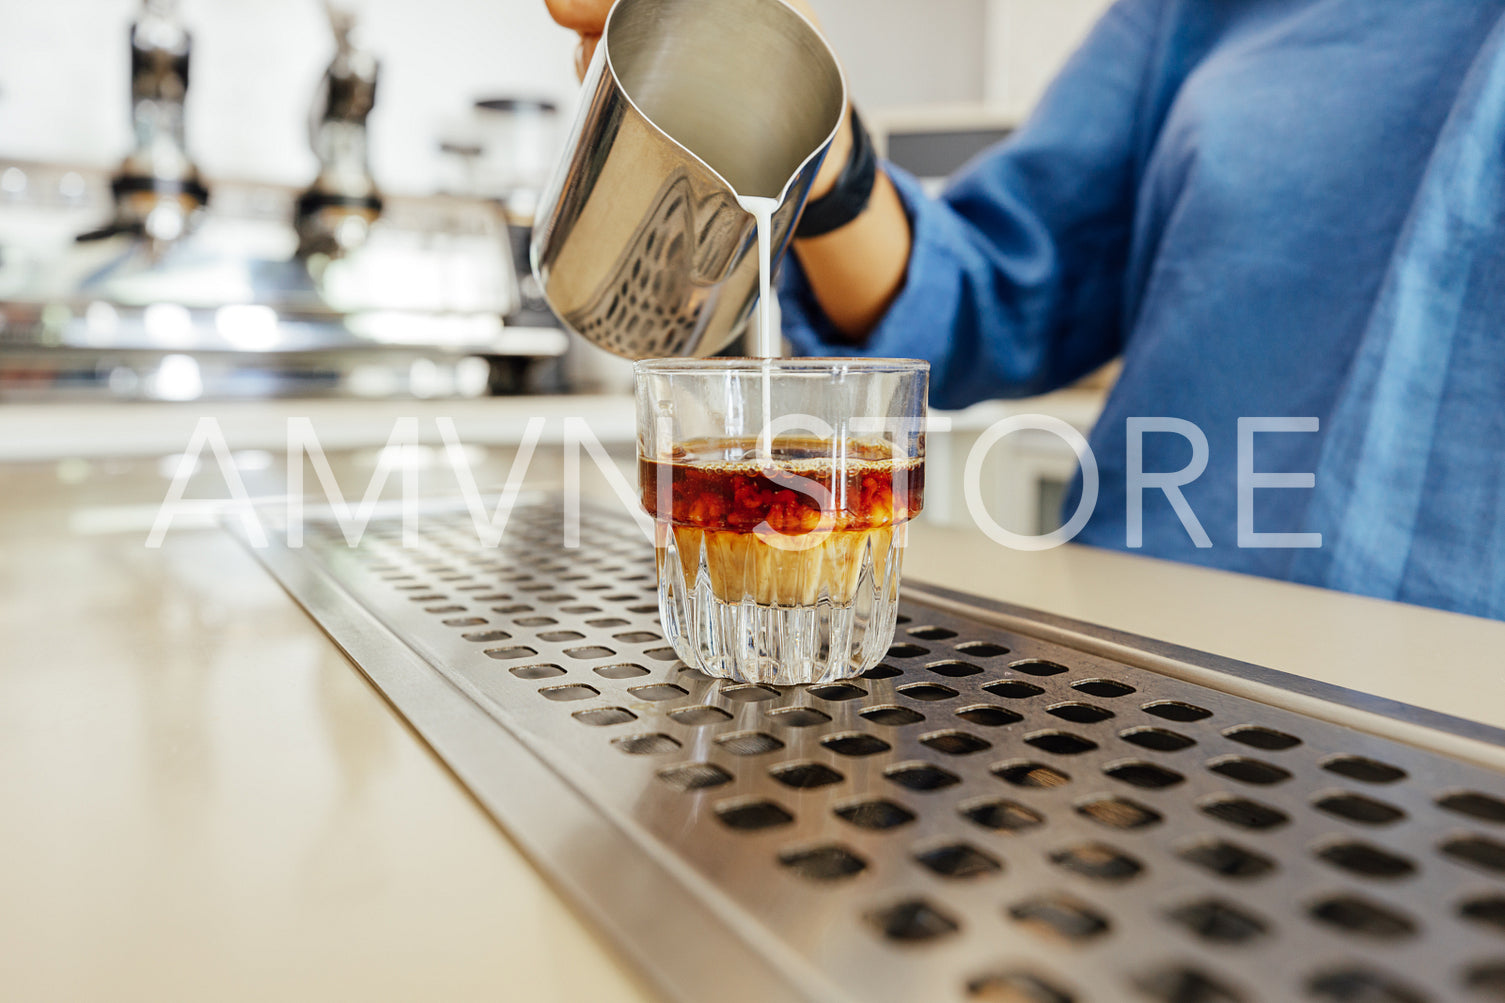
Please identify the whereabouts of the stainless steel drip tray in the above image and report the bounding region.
[246,497,1505,1003]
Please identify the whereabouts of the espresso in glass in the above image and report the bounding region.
[634,360,928,685]
[641,436,923,605]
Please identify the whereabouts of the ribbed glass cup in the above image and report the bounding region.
[634,358,927,685]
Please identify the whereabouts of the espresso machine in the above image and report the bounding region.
[0,0,565,401]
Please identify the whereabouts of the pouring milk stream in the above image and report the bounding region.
[737,195,782,462]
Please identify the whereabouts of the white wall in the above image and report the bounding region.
[984,0,1113,120]
[809,0,987,108]
[810,0,1114,117]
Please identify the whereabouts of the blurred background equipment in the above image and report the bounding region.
[83,0,207,250]
[294,2,383,262]
[0,0,1110,403]
[0,0,569,402]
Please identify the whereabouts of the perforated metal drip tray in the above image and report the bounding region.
[249,498,1505,1003]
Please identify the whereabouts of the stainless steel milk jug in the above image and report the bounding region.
[530,0,846,359]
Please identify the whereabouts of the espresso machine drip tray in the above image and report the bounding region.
[248,498,1505,1003]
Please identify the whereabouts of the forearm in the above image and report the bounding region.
[791,166,912,340]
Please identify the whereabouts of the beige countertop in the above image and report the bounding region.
[5,448,1505,1003]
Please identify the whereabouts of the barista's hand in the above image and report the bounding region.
[542,0,846,193]
[546,0,825,78]
[543,0,606,78]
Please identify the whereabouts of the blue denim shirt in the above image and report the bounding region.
[781,0,1505,619]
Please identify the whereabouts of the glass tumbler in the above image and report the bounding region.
[634,358,928,685]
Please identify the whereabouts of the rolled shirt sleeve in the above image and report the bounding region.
[779,0,1166,410]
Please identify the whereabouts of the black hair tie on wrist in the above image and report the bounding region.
[795,107,878,239]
